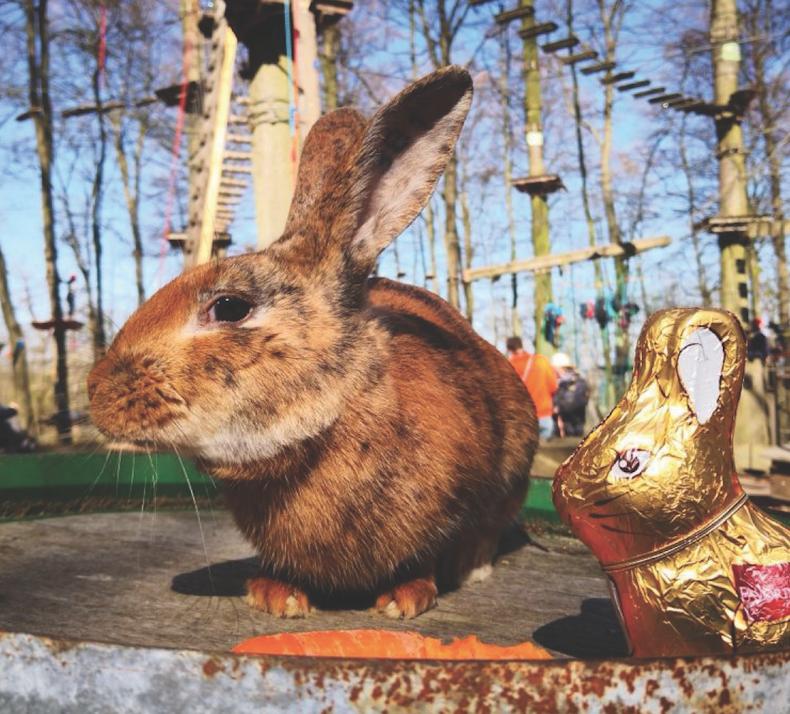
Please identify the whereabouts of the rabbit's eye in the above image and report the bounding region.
[209,296,253,324]
[610,448,650,481]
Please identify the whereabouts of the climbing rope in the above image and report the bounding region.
[283,0,300,187]
[159,7,195,285]
[98,2,107,85]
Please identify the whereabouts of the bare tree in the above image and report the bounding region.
[741,0,789,326]
[415,0,474,312]
[23,0,72,442]
[0,243,35,432]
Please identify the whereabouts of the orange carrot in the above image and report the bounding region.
[232,629,552,660]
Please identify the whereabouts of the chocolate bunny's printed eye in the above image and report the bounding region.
[609,448,651,481]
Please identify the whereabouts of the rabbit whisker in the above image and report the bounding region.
[173,443,215,594]
[145,449,159,530]
[170,420,219,524]
[115,449,122,497]
[137,460,147,539]
[83,449,114,500]
[128,452,137,500]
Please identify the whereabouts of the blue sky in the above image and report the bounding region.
[0,0,785,369]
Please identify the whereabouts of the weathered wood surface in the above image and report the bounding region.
[0,511,626,658]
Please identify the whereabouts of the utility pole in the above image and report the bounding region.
[518,0,554,355]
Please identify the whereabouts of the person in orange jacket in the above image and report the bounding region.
[506,336,558,440]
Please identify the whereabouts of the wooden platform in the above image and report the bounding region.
[0,510,625,659]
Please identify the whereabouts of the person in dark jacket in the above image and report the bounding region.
[550,353,590,438]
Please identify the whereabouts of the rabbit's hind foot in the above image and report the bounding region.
[245,576,312,618]
[375,576,438,619]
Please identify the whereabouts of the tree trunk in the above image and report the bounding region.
[62,202,98,356]
[598,0,628,394]
[441,155,462,309]
[111,113,147,308]
[748,0,788,326]
[319,22,340,112]
[520,0,553,355]
[678,118,713,306]
[0,246,35,433]
[416,0,465,311]
[24,0,71,443]
[500,30,521,338]
[460,179,473,322]
[425,199,440,295]
[567,0,612,403]
[90,62,107,359]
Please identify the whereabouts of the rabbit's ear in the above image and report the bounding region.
[343,66,473,271]
[677,327,724,424]
[284,107,367,233]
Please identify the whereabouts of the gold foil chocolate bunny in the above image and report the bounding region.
[553,308,790,657]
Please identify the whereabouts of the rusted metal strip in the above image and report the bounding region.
[1,631,787,713]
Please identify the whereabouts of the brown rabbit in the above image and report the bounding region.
[88,67,538,619]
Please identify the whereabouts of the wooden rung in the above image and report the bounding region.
[310,0,353,16]
[228,114,248,124]
[633,87,665,98]
[600,71,635,85]
[678,100,710,114]
[541,36,578,53]
[463,235,671,282]
[226,133,252,144]
[647,93,682,104]
[219,187,245,196]
[517,21,557,40]
[223,165,252,174]
[224,150,252,161]
[580,61,616,75]
[617,79,650,92]
[495,6,535,25]
[220,178,248,188]
[559,49,597,65]
[665,96,694,107]
[512,174,565,196]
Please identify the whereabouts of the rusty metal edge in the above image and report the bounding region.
[0,631,787,713]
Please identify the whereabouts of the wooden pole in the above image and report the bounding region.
[181,0,202,267]
[710,0,772,469]
[711,0,750,324]
[293,0,321,136]
[463,235,670,283]
[519,0,553,355]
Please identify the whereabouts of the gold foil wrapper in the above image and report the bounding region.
[553,308,790,656]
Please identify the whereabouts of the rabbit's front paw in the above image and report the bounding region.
[245,576,311,618]
[375,577,438,619]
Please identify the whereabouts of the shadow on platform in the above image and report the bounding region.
[533,598,629,658]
